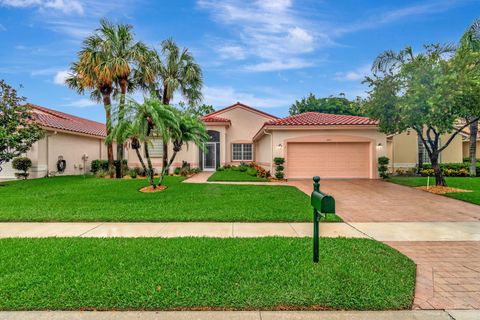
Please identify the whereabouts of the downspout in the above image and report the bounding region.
[263,129,273,174]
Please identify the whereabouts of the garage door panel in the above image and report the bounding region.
[287,142,370,179]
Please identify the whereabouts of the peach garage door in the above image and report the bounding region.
[287,142,370,179]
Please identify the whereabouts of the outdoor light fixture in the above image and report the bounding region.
[277,143,283,149]
[377,143,383,149]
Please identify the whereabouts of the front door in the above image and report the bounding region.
[203,142,216,171]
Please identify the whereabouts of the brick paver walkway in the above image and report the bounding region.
[387,241,480,310]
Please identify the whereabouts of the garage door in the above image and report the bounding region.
[287,142,370,179]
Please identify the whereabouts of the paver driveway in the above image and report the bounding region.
[289,178,480,310]
[289,179,480,222]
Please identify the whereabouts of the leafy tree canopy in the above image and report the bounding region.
[178,102,215,117]
[289,93,363,116]
[0,80,43,173]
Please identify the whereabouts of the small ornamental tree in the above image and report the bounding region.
[378,156,389,179]
[12,157,32,179]
[364,45,480,186]
[273,157,285,179]
[0,80,43,174]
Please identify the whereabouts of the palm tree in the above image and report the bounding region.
[158,111,208,186]
[108,97,178,189]
[459,19,480,176]
[371,45,455,173]
[93,19,155,178]
[150,39,203,171]
[66,39,115,173]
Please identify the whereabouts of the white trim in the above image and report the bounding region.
[203,142,216,171]
[231,143,253,161]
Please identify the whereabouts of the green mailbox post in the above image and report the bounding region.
[311,176,335,263]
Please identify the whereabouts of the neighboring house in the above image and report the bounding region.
[387,129,466,173]
[0,104,108,180]
[460,126,480,159]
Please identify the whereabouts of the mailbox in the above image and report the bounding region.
[311,176,336,263]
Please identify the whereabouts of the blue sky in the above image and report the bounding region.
[0,0,479,122]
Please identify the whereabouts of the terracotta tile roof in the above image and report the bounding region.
[204,102,279,120]
[201,115,231,123]
[265,112,379,126]
[29,104,106,137]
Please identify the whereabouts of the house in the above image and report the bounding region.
[0,104,109,180]
[128,102,388,179]
[386,128,469,173]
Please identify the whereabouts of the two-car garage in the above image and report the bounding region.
[286,142,371,179]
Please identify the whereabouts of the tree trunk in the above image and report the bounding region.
[132,138,148,175]
[161,89,170,173]
[417,132,424,174]
[116,78,128,178]
[158,150,177,186]
[431,154,447,186]
[469,120,478,177]
[144,141,156,189]
[102,93,115,178]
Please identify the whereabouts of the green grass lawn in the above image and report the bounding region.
[0,237,415,311]
[0,176,340,222]
[208,169,269,182]
[388,176,480,205]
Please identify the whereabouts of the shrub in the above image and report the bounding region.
[246,167,257,176]
[273,157,285,165]
[239,166,248,172]
[378,156,389,179]
[250,162,270,179]
[173,167,181,175]
[217,167,224,172]
[231,166,240,171]
[180,161,191,176]
[421,162,480,177]
[191,167,201,174]
[133,167,144,176]
[91,160,109,173]
[95,169,108,178]
[128,169,137,179]
[275,171,285,179]
[276,165,284,171]
[12,157,32,180]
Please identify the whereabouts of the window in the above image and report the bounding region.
[148,138,163,158]
[419,137,441,163]
[232,143,253,161]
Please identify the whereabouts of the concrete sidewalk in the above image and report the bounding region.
[0,310,478,320]
[0,222,479,241]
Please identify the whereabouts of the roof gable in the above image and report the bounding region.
[203,102,279,121]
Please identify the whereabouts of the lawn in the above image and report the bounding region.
[0,176,340,222]
[0,237,415,310]
[388,176,480,205]
[208,168,269,182]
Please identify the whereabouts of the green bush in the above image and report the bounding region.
[420,162,480,177]
[12,157,32,180]
[128,169,138,179]
[173,167,181,175]
[133,167,144,176]
[231,166,240,171]
[191,167,201,174]
[276,165,284,171]
[91,160,109,173]
[273,157,285,165]
[378,156,389,179]
[217,167,224,172]
[95,169,107,178]
[239,166,248,172]
[246,167,257,176]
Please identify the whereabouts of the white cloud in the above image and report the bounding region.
[202,85,294,108]
[198,0,326,72]
[0,0,84,15]
[216,45,247,60]
[335,64,371,82]
[53,69,69,85]
[62,98,97,108]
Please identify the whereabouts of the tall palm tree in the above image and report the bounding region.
[66,37,115,173]
[460,19,480,176]
[371,45,455,173]
[108,97,178,189]
[150,39,203,171]
[94,19,155,177]
[158,111,208,186]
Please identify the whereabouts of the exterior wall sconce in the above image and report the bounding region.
[376,143,383,149]
[277,143,283,149]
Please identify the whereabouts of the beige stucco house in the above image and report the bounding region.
[139,102,388,179]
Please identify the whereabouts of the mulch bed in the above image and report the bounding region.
[416,186,472,194]
[139,185,168,193]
